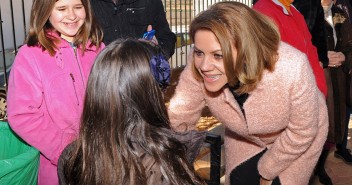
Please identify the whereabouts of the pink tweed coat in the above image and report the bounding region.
[168,42,328,185]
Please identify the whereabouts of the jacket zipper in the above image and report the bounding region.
[73,47,85,87]
[70,73,80,106]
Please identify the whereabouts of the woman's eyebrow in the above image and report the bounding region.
[193,46,222,53]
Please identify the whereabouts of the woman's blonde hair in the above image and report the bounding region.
[26,0,103,56]
[189,1,280,94]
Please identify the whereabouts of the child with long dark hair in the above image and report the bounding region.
[58,39,205,185]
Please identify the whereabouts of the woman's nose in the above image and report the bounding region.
[199,56,214,71]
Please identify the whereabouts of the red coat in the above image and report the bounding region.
[253,0,327,97]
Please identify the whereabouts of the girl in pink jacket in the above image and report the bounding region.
[168,2,328,185]
[7,0,103,184]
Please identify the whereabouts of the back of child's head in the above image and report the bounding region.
[84,39,170,133]
[62,39,203,185]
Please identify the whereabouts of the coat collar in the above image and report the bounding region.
[46,29,97,52]
[271,0,298,15]
[223,88,247,121]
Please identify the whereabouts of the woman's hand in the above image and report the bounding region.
[260,177,272,185]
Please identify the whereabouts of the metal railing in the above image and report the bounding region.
[0,0,31,88]
[164,0,253,68]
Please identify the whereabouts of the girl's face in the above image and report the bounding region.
[49,0,86,42]
[193,30,236,92]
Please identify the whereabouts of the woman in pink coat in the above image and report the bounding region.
[168,2,328,185]
[7,0,104,184]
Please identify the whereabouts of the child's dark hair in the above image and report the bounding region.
[62,39,204,185]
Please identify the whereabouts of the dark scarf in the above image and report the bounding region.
[228,83,249,115]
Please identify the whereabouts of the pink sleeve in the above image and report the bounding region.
[167,60,206,132]
[7,49,75,166]
[257,56,324,179]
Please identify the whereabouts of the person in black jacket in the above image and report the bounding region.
[292,0,329,68]
[291,1,332,184]
[90,0,176,59]
[335,0,352,24]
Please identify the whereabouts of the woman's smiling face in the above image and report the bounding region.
[193,29,237,92]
